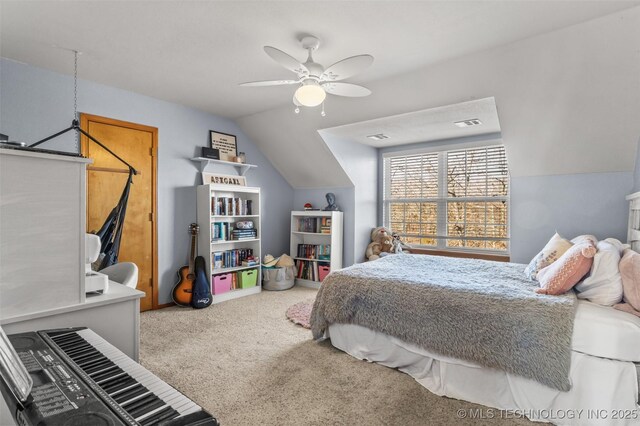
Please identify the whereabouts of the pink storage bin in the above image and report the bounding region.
[318,264,331,282]
[212,273,232,294]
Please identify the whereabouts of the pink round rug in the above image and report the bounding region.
[286,299,314,329]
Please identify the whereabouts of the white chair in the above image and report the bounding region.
[100,262,139,289]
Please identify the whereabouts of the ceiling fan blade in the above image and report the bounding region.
[239,79,299,87]
[264,46,309,75]
[321,54,374,81]
[322,82,372,97]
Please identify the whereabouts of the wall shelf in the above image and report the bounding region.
[191,157,257,175]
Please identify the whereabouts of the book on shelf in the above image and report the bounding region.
[231,229,257,240]
[212,248,255,271]
[213,252,223,269]
[241,259,258,267]
[212,222,231,241]
[298,217,318,233]
[211,222,258,242]
[211,196,253,216]
[296,259,320,281]
[298,216,332,233]
[297,244,331,260]
[319,217,331,234]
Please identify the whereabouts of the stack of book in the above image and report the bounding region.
[212,222,258,242]
[231,228,257,240]
[241,257,258,267]
[297,244,331,260]
[212,248,254,270]
[211,196,253,216]
[319,217,331,234]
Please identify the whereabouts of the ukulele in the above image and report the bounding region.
[172,223,199,307]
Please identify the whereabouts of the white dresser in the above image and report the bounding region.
[0,149,143,360]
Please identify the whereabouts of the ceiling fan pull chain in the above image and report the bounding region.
[321,102,326,117]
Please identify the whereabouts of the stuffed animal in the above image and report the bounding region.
[391,232,412,254]
[365,226,395,261]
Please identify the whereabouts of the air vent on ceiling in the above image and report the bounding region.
[454,118,483,128]
[366,133,389,141]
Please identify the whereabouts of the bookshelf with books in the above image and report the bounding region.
[290,211,343,289]
[197,184,261,304]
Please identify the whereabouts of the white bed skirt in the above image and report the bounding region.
[328,323,639,426]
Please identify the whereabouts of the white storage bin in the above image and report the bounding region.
[262,266,296,291]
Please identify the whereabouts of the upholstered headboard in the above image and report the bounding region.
[628,191,640,252]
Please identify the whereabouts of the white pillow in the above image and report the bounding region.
[523,232,573,280]
[570,234,598,245]
[574,238,624,306]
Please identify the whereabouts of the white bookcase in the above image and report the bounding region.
[290,211,343,289]
[196,184,261,304]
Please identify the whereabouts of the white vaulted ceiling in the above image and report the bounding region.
[2,1,639,188]
[238,6,640,187]
[1,1,636,119]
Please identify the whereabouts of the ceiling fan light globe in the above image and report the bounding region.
[294,84,326,107]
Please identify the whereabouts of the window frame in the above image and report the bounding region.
[382,144,510,255]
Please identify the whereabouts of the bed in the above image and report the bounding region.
[311,193,640,426]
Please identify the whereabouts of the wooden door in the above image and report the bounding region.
[81,114,157,311]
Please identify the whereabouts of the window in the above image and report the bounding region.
[383,145,509,253]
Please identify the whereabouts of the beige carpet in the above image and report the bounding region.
[140,287,532,425]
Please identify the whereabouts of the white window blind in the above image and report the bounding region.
[383,145,509,253]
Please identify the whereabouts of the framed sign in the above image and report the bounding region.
[210,130,237,161]
[202,172,247,186]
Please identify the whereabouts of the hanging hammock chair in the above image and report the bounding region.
[31,122,137,270]
[93,169,134,270]
[26,51,138,270]
[30,122,137,270]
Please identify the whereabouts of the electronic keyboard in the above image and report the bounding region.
[0,327,219,425]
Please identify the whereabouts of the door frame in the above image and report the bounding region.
[80,113,160,310]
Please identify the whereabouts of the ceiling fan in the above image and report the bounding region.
[240,35,374,115]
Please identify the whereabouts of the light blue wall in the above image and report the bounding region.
[510,172,632,263]
[291,133,378,268]
[376,134,633,264]
[292,187,354,267]
[0,58,294,304]
[320,132,378,264]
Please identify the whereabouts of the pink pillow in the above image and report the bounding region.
[619,249,640,311]
[536,242,597,295]
[614,302,640,318]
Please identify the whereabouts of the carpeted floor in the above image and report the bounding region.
[140,287,532,425]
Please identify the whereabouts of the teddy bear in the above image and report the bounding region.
[365,226,395,261]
